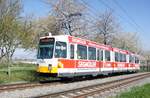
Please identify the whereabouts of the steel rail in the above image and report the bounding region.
[35,72,150,98]
[0,81,61,92]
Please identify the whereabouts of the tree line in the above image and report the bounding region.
[0,0,145,63]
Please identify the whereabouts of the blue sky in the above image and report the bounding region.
[22,0,150,51]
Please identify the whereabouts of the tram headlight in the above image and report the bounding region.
[48,64,52,70]
[37,64,39,67]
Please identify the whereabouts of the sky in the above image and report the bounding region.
[14,0,150,59]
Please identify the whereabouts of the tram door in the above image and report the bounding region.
[97,49,104,72]
[69,44,76,75]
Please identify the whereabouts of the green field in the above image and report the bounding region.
[116,83,150,98]
[0,63,40,84]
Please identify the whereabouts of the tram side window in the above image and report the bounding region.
[123,54,126,62]
[115,52,119,62]
[118,53,120,62]
[119,53,123,62]
[105,50,110,61]
[77,44,87,60]
[97,49,103,61]
[132,56,135,63]
[120,53,122,62]
[88,47,96,60]
[129,55,132,63]
[129,55,134,63]
[55,41,67,58]
[135,57,139,64]
[120,53,126,62]
[120,53,123,62]
[97,50,100,60]
[100,50,103,61]
[70,44,74,59]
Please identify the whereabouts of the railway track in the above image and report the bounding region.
[0,80,61,93]
[0,75,117,93]
[35,72,150,98]
[0,73,131,93]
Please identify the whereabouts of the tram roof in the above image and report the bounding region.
[40,35,138,55]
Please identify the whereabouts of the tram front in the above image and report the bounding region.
[36,35,67,76]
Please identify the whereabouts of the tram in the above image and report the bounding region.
[36,34,140,77]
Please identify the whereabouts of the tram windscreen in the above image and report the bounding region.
[37,38,54,59]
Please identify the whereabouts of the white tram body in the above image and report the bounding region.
[36,35,140,77]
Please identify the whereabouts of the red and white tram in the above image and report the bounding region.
[36,34,140,77]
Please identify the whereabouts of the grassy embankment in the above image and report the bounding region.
[0,63,47,84]
[115,83,150,98]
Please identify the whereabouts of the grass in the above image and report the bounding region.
[0,63,58,84]
[0,63,43,84]
[115,83,150,98]
[0,70,38,83]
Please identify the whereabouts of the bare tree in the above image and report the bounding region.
[34,16,61,36]
[94,10,120,45]
[112,32,142,53]
[45,0,87,36]
[143,51,150,60]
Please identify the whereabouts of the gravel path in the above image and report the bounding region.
[0,73,149,98]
